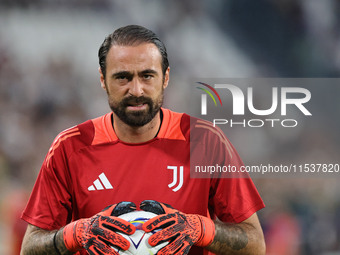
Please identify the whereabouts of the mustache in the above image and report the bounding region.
[121,96,153,106]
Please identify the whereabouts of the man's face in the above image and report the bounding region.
[100,43,169,127]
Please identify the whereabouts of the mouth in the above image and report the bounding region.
[126,103,148,111]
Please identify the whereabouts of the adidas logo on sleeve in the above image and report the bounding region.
[88,173,113,191]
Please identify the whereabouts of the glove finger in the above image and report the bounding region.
[147,224,185,246]
[140,200,166,215]
[142,213,177,233]
[100,216,136,235]
[94,228,131,251]
[86,241,120,255]
[177,243,192,255]
[112,201,137,216]
[140,200,174,215]
[156,238,191,255]
[101,202,136,217]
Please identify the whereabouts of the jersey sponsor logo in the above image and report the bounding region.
[88,172,113,191]
[167,166,184,192]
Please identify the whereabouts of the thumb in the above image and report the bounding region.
[100,201,136,217]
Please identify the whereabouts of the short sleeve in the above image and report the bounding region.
[209,177,265,223]
[205,125,265,223]
[21,135,73,230]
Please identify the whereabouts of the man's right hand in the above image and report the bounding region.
[62,202,136,255]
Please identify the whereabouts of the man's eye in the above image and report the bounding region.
[117,76,127,80]
[143,74,152,79]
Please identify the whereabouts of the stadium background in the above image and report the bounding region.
[0,0,340,254]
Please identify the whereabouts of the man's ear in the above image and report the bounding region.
[99,67,107,91]
[163,67,170,89]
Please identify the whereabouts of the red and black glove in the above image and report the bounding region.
[63,202,136,255]
[140,200,215,255]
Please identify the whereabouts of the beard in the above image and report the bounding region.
[108,91,164,127]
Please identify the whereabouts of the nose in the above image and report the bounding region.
[128,78,144,97]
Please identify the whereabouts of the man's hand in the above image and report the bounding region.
[140,200,215,255]
[63,202,136,254]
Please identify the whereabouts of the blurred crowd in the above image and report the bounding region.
[0,0,340,254]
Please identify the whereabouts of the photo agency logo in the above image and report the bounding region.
[195,80,312,128]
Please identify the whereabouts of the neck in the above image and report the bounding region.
[112,111,161,143]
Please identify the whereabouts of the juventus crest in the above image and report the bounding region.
[167,166,184,192]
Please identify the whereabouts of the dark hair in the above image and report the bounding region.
[98,25,169,79]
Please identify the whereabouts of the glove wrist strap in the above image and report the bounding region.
[63,220,82,252]
[196,216,216,247]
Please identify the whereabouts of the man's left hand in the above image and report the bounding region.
[140,200,215,255]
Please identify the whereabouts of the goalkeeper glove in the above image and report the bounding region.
[140,200,215,255]
[63,201,136,254]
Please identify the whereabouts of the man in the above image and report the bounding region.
[21,25,266,255]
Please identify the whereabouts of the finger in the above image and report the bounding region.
[100,216,136,235]
[86,241,120,255]
[140,200,174,215]
[95,229,131,251]
[176,242,192,255]
[142,213,177,233]
[156,239,191,255]
[101,202,136,217]
[147,224,184,246]
[112,202,137,216]
[140,200,166,215]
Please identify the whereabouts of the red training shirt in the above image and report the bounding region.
[22,108,265,255]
